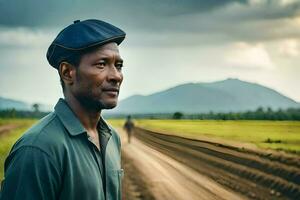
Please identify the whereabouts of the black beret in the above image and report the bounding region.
[47,19,126,69]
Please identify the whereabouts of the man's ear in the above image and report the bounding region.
[59,62,76,86]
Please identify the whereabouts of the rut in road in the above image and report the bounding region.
[120,129,246,200]
[133,127,300,200]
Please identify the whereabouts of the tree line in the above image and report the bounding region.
[107,107,300,121]
[1,107,300,120]
[173,107,300,120]
[0,103,49,119]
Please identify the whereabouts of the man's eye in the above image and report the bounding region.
[94,61,106,68]
[115,63,123,70]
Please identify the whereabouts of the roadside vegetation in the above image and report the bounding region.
[0,118,36,180]
[109,119,300,154]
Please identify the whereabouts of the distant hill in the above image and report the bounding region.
[0,97,51,111]
[0,97,31,110]
[112,78,300,114]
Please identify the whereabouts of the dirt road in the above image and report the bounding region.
[0,124,20,136]
[119,128,247,200]
[133,127,300,200]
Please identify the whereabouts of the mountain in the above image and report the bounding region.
[112,78,300,114]
[0,97,52,111]
[0,97,31,110]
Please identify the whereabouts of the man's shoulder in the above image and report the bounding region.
[11,112,67,154]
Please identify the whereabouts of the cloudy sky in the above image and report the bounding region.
[0,0,300,107]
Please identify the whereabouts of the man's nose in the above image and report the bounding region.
[107,65,123,83]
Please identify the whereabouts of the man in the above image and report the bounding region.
[123,115,135,143]
[0,19,125,200]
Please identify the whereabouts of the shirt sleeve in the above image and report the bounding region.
[0,146,61,200]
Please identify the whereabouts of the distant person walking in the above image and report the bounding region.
[123,115,135,143]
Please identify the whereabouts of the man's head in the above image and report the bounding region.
[46,19,126,111]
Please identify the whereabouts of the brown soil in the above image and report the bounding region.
[119,128,247,200]
[121,150,156,200]
[0,124,20,136]
[131,127,300,200]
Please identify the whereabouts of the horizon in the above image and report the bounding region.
[1,0,300,105]
[1,77,299,107]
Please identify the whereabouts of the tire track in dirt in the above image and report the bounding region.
[119,128,246,200]
[133,127,300,200]
[121,152,156,200]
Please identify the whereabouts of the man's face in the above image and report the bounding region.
[71,42,123,111]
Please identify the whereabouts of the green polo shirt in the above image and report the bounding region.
[0,98,123,200]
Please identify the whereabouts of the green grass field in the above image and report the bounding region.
[109,119,300,154]
[0,119,37,180]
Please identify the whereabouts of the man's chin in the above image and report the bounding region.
[77,97,118,111]
[102,104,117,110]
[101,100,118,110]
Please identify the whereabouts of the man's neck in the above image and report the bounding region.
[64,95,101,133]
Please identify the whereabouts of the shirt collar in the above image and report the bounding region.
[98,117,112,134]
[54,98,86,136]
[54,98,112,137]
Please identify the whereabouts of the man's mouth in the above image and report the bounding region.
[102,88,119,96]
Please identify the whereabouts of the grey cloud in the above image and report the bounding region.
[0,0,247,28]
[229,1,300,21]
[0,0,299,48]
